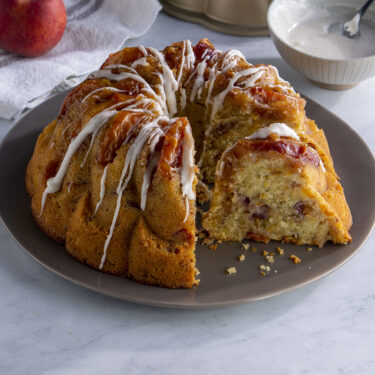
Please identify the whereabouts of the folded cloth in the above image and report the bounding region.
[0,0,161,120]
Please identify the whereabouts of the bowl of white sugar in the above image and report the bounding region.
[267,0,375,89]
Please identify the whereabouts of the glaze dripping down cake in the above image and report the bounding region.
[26,39,352,288]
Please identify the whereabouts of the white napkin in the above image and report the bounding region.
[0,0,161,120]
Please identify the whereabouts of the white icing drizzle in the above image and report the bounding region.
[100,116,169,269]
[269,66,296,94]
[185,40,195,69]
[131,57,149,68]
[93,164,109,216]
[201,49,209,59]
[176,40,187,84]
[205,63,218,107]
[319,159,326,172]
[93,65,168,115]
[152,75,168,115]
[125,96,163,116]
[140,130,164,211]
[180,126,195,223]
[90,66,160,99]
[89,69,148,85]
[190,56,209,102]
[80,99,135,169]
[210,67,265,125]
[237,69,266,89]
[138,45,148,56]
[80,132,97,168]
[246,123,299,140]
[197,87,203,100]
[183,195,190,223]
[82,87,127,104]
[185,62,200,86]
[148,47,179,116]
[176,40,197,103]
[216,157,226,178]
[61,122,71,136]
[221,49,245,72]
[40,108,119,216]
[270,65,288,85]
[67,181,73,193]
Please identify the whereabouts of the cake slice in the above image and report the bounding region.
[202,124,352,247]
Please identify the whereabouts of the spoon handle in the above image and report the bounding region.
[359,0,375,17]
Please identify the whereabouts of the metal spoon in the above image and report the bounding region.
[343,0,375,38]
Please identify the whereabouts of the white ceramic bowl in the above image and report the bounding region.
[267,0,375,89]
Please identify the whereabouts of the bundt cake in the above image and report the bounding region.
[26,38,352,289]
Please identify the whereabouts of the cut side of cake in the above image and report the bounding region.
[202,124,352,247]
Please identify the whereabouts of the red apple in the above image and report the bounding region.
[0,0,66,58]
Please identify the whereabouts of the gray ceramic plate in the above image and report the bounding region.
[0,91,374,308]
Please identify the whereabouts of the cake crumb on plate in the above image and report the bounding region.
[290,254,302,264]
[209,243,218,250]
[276,246,284,255]
[259,265,271,272]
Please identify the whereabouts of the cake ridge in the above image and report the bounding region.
[100,115,169,269]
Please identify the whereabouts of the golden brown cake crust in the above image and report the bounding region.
[301,118,352,231]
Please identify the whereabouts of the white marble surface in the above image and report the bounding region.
[1,12,375,375]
